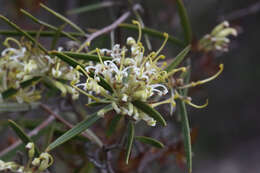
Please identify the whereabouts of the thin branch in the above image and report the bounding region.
[40,104,73,128]
[0,116,55,157]
[79,4,141,51]
[86,153,106,169]
[105,151,115,173]
[218,1,260,21]
[40,103,103,147]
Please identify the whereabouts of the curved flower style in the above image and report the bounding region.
[73,21,223,126]
[0,37,80,103]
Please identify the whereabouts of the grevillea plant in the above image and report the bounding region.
[0,2,237,173]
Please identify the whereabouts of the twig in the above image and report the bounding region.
[218,1,260,21]
[40,103,103,147]
[105,151,115,173]
[86,153,106,169]
[0,116,55,157]
[78,4,141,51]
[40,104,73,128]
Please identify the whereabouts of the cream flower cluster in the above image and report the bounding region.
[75,33,171,126]
[0,38,80,103]
[0,142,53,173]
[0,160,29,173]
[198,21,237,52]
[73,20,226,126]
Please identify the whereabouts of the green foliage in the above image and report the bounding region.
[1,77,41,99]
[119,23,185,47]
[46,105,112,151]
[63,51,112,62]
[165,45,191,72]
[176,0,192,44]
[67,1,118,15]
[125,122,134,164]
[135,136,164,148]
[106,114,122,137]
[8,120,40,156]
[0,15,48,54]
[132,100,167,126]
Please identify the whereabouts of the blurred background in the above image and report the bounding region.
[0,0,259,172]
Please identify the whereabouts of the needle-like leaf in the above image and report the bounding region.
[176,0,192,44]
[135,136,164,148]
[46,105,112,151]
[8,120,40,156]
[40,3,85,35]
[132,100,167,126]
[125,122,134,164]
[119,23,185,47]
[165,45,191,72]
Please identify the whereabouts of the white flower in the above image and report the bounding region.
[1,47,26,61]
[23,60,37,73]
[52,68,62,78]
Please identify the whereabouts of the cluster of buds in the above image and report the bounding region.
[0,37,80,103]
[0,142,53,173]
[73,21,223,126]
[198,21,237,52]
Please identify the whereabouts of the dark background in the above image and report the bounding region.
[0,0,259,172]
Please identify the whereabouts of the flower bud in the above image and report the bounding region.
[26,142,35,159]
[38,153,53,171]
[32,158,40,167]
[127,37,136,46]
[211,21,229,35]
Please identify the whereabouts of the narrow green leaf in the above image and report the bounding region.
[125,122,134,164]
[0,15,48,54]
[84,129,104,148]
[86,101,110,107]
[40,3,85,35]
[44,77,68,96]
[50,51,113,92]
[106,114,122,137]
[135,136,164,148]
[0,30,85,38]
[20,9,78,42]
[1,77,41,99]
[0,117,55,160]
[119,23,185,47]
[20,120,90,143]
[0,126,46,161]
[63,51,112,62]
[50,51,82,68]
[0,102,39,112]
[8,120,40,156]
[179,98,192,173]
[176,0,192,44]
[165,45,191,72]
[46,105,112,151]
[67,1,117,15]
[132,100,167,126]
[47,114,100,151]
